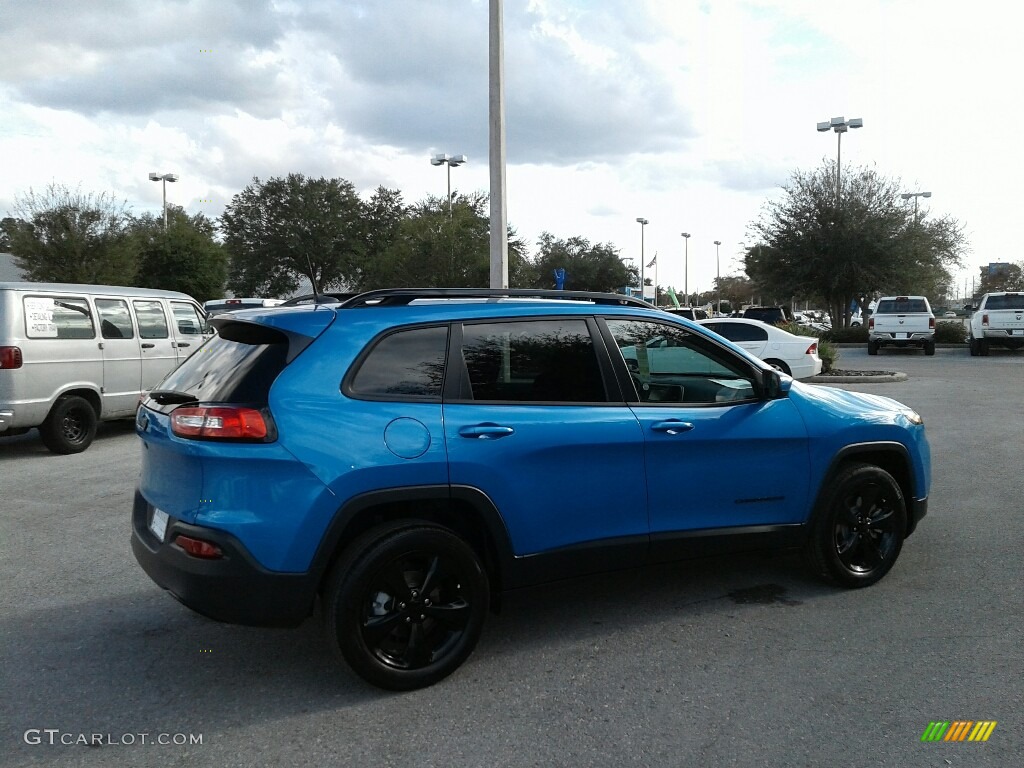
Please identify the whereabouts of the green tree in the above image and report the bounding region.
[220,174,366,296]
[0,218,15,251]
[747,163,968,327]
[977,261,1024,293]
[530,233,633,292]
[362,193,529,289]
[4,183,137,284]
[131,205,228,302]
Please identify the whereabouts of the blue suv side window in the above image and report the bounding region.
[606,319,756,404]
[459,319,606,403]
[350,325,448,399]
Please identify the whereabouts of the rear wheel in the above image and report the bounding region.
[924,341,936,356]
[867,340,879,356]
[764,358,791,376]
[969,337,979,356]
[805,463,907,588]
[979,339,990,356]
[324,523,489,690]
[39,396,97,454]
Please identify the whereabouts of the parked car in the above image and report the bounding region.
[741,306,790,325]
[132,288,930,690]
[203,297,285,317]
[868,296,935,355]
[943,311,958,318]
[698,318,822,379]
[967,292,1024,356]
[1,282,210,453]
[662,306,709,321]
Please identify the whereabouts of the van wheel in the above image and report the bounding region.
[805,463,906,588]
[39,396,98,454]
[324,523,489,690]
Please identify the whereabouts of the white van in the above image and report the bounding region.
[203,297,284,317]
[0,282,211,453]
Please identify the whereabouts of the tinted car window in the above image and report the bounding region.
[95,298,135,339]
[157,324,288,405]
[704,322,769,342]
[607,319,756,404]
[876,299,929,313]
[742,307,787,324]
[986,294,1024,310]
[459,319,605,403]
[350,326,448,399]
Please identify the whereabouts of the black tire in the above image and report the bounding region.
[39,396,97,454]
[867,340,879,356]
[805,463,907,588]
[324,523,489,691]
[764,358,791,376]
[979,339,990,357]
[924,341,936,356]
[969,337,979,357]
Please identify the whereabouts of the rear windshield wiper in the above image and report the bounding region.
[148,390,199,405]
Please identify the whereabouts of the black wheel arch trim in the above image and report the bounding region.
[812,441,926,535]
[308,484,517,590]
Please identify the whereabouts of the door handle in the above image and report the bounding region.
[651,420,694,434]
[176,342,191,348]
[141,343,155,349]
[458,424,515,439]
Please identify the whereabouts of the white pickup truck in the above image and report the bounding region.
[968,291,1024,356]
[868,295,936,355]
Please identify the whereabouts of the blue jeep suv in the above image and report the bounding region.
[131,289,930,690]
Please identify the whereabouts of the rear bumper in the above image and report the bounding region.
[870,332,934,346]
[131,490,317,627]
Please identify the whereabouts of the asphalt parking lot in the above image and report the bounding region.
[2,346,1022,767]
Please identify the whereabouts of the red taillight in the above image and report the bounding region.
[1,346,23,369]
[171,406,269,440]
[175,535,224,559]
[929,317,935,329]
[982,313,989,327]
[868,317,874,330]
[805,342,818,355]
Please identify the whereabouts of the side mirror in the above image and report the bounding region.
[762,368,792,399]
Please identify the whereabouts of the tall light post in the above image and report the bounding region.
[148,172,178,230]
[816,116,863,202]
[636,217,649,302]
[430,153,467,219]
[901,191,932,268]
[713,240,722,315]
[681,232,690,305]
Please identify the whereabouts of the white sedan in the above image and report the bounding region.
[698,318,822,379]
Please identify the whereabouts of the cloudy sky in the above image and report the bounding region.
[1,0,1015,298]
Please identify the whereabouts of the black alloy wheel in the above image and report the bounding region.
[325,523,489,690]
[806,463,906,588]
[39,395,98,454]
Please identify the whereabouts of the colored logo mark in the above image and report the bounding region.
[921,721,997,742]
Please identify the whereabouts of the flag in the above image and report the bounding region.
[646,254,657,268]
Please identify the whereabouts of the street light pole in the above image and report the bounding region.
[681,232,690,305]
[636,218,649,302]
[816,116,863,202]
[148,172,179,230]
[713,240,722,315]
[430,154,467,219]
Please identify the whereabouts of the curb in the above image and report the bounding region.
[805,372,908,384]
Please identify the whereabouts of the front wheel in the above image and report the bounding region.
[805,463,907,588]
[39,396,97,454]
[324,523,489,690]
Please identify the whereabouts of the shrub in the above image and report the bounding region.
[779,322,839,373]
[935,320,967,344]
[823,325,869,344]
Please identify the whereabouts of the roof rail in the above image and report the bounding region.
[339,288,652,309]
